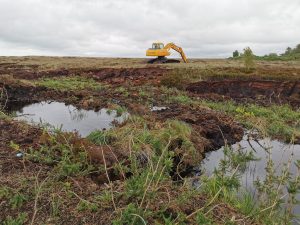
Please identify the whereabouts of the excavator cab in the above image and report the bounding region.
[146,42,188,64]
[151,43,164,49]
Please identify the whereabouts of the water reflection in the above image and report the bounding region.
[201,131,300,220]
[14,101,129,137]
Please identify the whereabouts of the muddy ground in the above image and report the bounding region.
[1,58,299,178]
[187,79,300,107]
[1,57,299,224]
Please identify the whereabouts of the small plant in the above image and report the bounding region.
[115,105,127,117]
[235,192,258,216]
[51,194,62,217]
[77,199,98,212]
[3,213,27,225]
[115,86,129,97]
[169,94,194,105]
[0,186,10,198]
[9,193,28,209]
[95,190,113,208]
[222,145,259,171]
[196,212,213,225]
[243,47,255,72]
[87,130,115,145]
[112,203,147,225]
[0,85,8,111]
[0,187,28,210]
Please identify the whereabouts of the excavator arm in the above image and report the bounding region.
[164,43,188,63]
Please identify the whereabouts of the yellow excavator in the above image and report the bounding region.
[146,42,188,64]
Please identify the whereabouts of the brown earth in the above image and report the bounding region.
[187,79,300,107]
[155,105,243,151]
[81,67,168,85]
[0,64,168,85]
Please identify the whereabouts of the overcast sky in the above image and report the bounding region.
[0,0,300,58]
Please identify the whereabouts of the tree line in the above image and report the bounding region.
[232,43,300,60]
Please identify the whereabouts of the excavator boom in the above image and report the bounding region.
[163,43,188,63]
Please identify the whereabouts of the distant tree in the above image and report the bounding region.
[232,50,239,58]
[294,44,300,53]
[269,53,278,57]
[285,47,292,55]
[243,47,255,71]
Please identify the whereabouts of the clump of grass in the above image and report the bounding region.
[35,76,106,92]
[27,131,97,179]
[3,213,28,225]
[201,100,300,142]
[0,110,8,119]
[115,86,130,97]
[87,130,116,145]
[161,70,187,89]
[0,186,29,210]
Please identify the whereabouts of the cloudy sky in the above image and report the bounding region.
[0,0,300,58]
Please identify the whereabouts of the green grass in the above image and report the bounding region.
[35,76,106,92]
[2,111,299,224]
[3,213,28,225]
[0,110,8,119]
[201,100,300,142]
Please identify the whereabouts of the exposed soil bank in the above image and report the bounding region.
[82,67,167,85]
[0,66,167,85]
[155,105,244,152]
[187,79,300,107]
[0,79,110,111]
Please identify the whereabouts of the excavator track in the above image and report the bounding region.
[147,56,180,64]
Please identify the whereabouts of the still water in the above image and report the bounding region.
[201,132,300,222]
[14,101,128,137]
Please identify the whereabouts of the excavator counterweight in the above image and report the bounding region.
[146,42,188,64]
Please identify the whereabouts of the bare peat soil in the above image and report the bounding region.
[187,79,300,107]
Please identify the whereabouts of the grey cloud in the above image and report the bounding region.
[0,0,299,57]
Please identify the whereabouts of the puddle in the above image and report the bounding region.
[151,106,168,112]
[13,101,129,137]
[201,132,300,220]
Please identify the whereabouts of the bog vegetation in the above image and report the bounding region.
[0,56,300,224]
